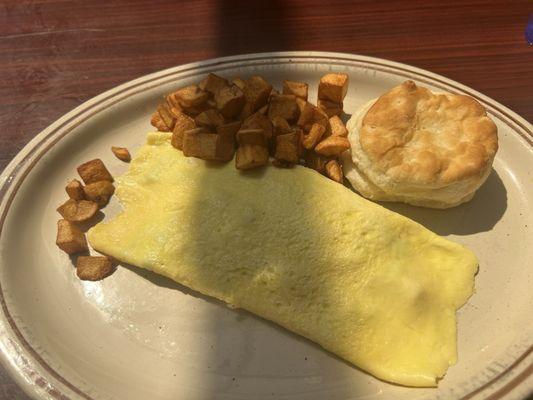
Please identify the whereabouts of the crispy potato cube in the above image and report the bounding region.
[302,123,326,150]
[215,133,235,162]
[76,256,114,281]
[216,120,241,137]
[215,84,245,118]
[232,77,246,91]
[242,112,273,140]
[194,109,226,128]
[56,219,88,254]
[243,76,272,111]
[283,80,308,100]
[318,73,349,103]
[57,199,98,222]
[111,146,131,162]
[175,85,209,107]
[235,145,269,170]
[237,129,268,147]
[275,131,301,164]
[315,136,350,156]
[303,151,331,173]
[165,92,183,109]
[171,112,196,150]
[150,111,170,132]
[77,159,113,184]
[295,97,307,113]
[318,99,343,117]
[65,179,85,200]
[325,159,344,183]
[271,116,292,137]
[202,73,229,95]
[296,101,315,128]
[180,102,210,117]
[83,181,115,207]
[297,103,329,132]
[157,102,176,130]
[183,131,218,160]
[239,102,255,120]
[328,115,348,137]
[258,104,268,115]
[268,94,299,123]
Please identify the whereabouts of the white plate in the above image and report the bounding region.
[0,52,532,400]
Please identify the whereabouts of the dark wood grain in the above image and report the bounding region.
[0,1,532,398]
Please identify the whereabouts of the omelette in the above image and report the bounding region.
[88,132,478,387]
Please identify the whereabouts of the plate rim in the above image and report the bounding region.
[0,51,531,400]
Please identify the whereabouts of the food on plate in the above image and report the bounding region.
[83,180,115,207]
[57,199,98,222]
[77,159,114,184]
[56,219,88,254]
[76,256,114,281]
[342,80,498,208]
[88,131,478,387]
[111,146,131,162]
[150,72,350,183]
[65,179,85,200]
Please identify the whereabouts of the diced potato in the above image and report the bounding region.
[283,80,308,100]
[297,103,328,132]
[215,84,245,118]
[194,109,226,128]
[77,159,113,184]
[202,73,229,95]
[275,131,301,164]
[57,199,98,222]
[295,97,307,113]
[325,159,344,183]
[237,129,268,147]
[232,77,246,90]
[216,120,241,138]
[157,102,176,130]
[242,112,273,140]
[328,115,348,137]
[243,76,272,111]
[171,112,196,150]
[318,73,349,103]
[56,219,88,254]
[314,136,350,156]
[83,181,115,208]
[258,104,268,115]
[111,146,131,162]
[235,145,269,170]
[271,116,292,137]
[303,151,332,173]
[183,130,218,160]
[150,112,170,132]
[175,85,209,107]
[76,256,114,281]
[317,99,343,117]
[180,102,210,117]
[268,94,299,123]
[166,92,183,109]
[302,123,326,150]
[239,102,255,120]
[65,179,85,200]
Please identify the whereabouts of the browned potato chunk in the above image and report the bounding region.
[171,112,196,150]
[318,73,349,103]
[325,160,344,183]
[275,131,301,164]
[239,102,255,120]
[243,76,272,111]
[77,159,113,184]
[165,92,182,109]
[194,109,226,128]
[315,136,350,156]
[328,115,348,137]
[175,85,209,107]
[317,99,343,117]
[271,116,292,137]
[235,145,269,170]
[297,103,329,132]
[180,102,210,117]
[303,151,332,173]
[57,199,98,222]
[237,129,268,147]
[215,84,245,118]
[183,130,218,160]
[216,120,241,137]
[83,181,115,207]
[150,111,170,132]
[111,146,131,162]
[242,112,273,140]
[65,179,85,200]
[157,102,176,130]
[232,77,246,91]
[56,219,88,254]
[268,94,299,123]
[76,256,114,281]
[283,80,308,100]
[202,73,229,95]
[302,123,326,150]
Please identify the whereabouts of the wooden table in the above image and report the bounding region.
[0,1,531,398]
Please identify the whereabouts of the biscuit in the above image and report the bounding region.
[343,81,498,208]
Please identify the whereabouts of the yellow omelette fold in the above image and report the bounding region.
[88,132,478,387]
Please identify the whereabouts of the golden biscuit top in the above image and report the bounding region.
[359,81,498,185]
